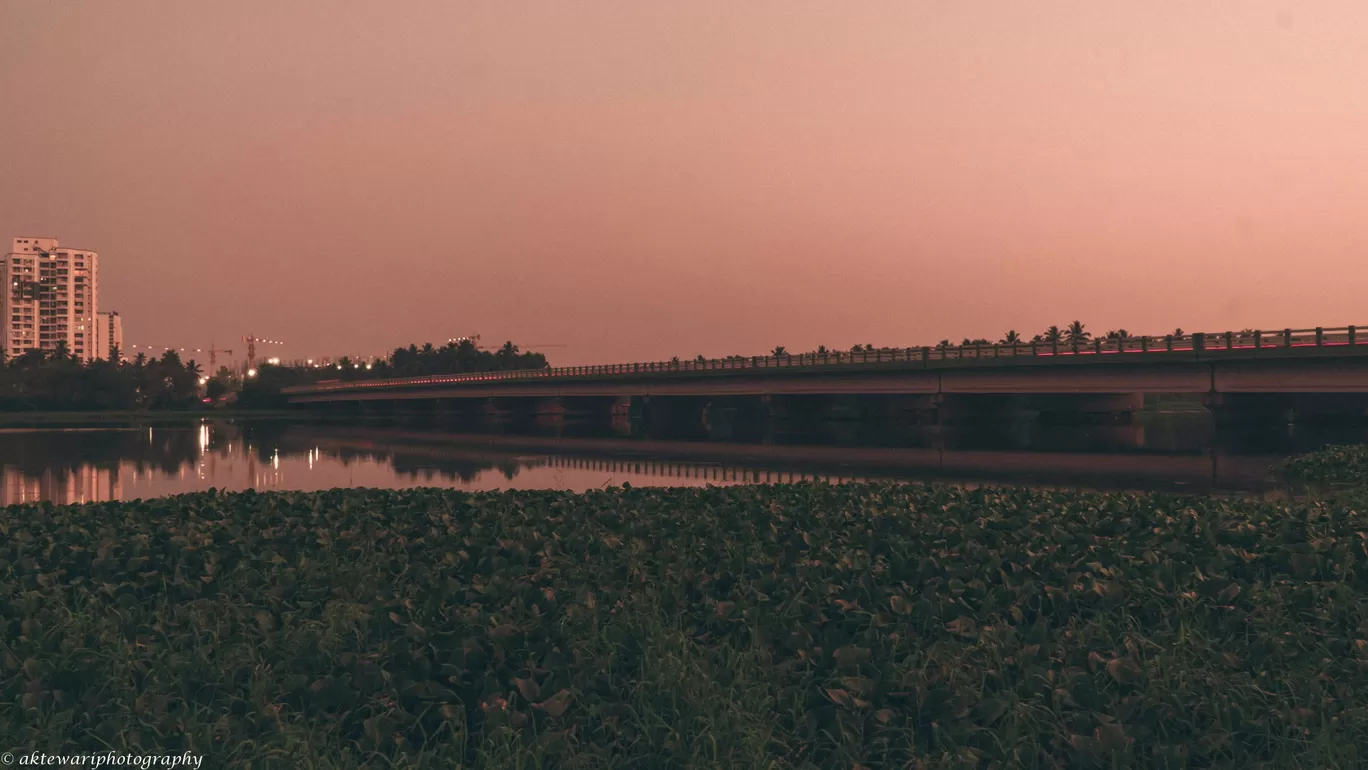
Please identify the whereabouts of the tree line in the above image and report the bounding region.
[237,340,551,408]
[765,323,1195,358]
[0,346,204,411]
[1,338,553,412]
[339,340,549,380]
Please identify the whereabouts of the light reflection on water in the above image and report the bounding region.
[1,420,835,505]
[0,416,1359,505]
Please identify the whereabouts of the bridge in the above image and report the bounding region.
[283,326,1368,432]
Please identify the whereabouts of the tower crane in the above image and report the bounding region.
[241,336,283,374]
[126,343,233,369]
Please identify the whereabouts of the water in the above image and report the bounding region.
[1,414,1363,505]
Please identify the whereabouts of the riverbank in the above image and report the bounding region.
[3,480,1365,766]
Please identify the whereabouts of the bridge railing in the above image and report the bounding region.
[282,325,1362,394]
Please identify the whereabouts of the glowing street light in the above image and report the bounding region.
[247,368,258,378]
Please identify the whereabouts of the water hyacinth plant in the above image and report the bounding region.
[1282,444,1368,488]
[3,482,1368,767]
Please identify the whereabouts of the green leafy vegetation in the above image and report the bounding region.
[5,483,1368,767]
[1282,444,1368,487]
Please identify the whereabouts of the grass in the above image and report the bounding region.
[4,482,1368,768]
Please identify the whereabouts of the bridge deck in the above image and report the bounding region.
[285,326,1368,403]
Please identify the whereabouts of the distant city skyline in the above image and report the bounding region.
[4,3,1368,366]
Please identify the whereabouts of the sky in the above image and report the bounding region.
[2,2,1366,367]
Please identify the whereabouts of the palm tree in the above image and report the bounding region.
[1001,330,1021,345]
[1172,328,1185,340]
[1065,321,1090,345]
[1043,326,1063,345]
[1105,329,1130,340]
[695,354,707,363]
[936,339,952,350]
[815,345,828,356]
[771,346,788,357]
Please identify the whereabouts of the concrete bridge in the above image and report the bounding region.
[284,326,1368,430]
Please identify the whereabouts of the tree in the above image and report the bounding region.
[1043,326,1063,345]
[1105,329,1131,340]
[936,339,952,350]
[1065,321,1090,345]
[495,341,520,370]
[1172,328,1185,340]
[771,346,788,357]
[1001,330,1021,345]
[206,378,228,401]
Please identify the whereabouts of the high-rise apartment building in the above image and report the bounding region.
[94,310,124,361]
[2,237,100,361]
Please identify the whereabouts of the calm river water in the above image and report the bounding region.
[1,413,1362,505]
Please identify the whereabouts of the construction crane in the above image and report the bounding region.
[126,343,233,369]
[201,342,234,371]
[241,335,283,374]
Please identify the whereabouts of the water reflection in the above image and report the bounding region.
[1,415,1365,505]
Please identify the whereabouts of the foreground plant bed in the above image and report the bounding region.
[3,484,1368,768]
[1281,444,1368,488]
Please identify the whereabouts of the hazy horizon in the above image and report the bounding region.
[3,2,1366,366]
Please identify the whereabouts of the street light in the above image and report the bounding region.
[247,368,258,378]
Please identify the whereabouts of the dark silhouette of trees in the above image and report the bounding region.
[1001,330,1021,345]
[0,347,202,412]
[1065,321,1090,346]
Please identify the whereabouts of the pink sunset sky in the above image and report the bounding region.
[2,2,1366,366]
